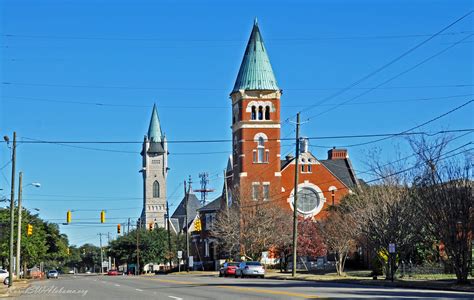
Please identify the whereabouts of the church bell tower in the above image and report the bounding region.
[141,104,168,228]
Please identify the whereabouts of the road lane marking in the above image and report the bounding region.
[216,285,319,298]
[168,296,183,300]
[115,284,120,287]
[135,288,143,292]
[142,277,319,298]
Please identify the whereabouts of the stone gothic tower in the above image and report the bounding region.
[230,19,282,205]
[141,104,168,228]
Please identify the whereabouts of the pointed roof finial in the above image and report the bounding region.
[254,17,258,26]
[148,103,163,143]
[232,19,279,93]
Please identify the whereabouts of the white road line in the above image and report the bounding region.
[115,284,120,287]
[135,288,143,292]
[168,296,183,300]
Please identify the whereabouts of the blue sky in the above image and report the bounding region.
[1,0,473,246]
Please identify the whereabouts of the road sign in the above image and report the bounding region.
[388,243,396,254]
[177,251,182,259]
[188,256,193,268]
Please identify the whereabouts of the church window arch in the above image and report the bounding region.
[253,133,269,163]
[153,181,160,198]
[258,106,263,120]
[251,106,257,120]
[265,105,270,120]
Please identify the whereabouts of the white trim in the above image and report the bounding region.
[274,172,281,177]
[232,123,280,131]
[239,172,247,177]
[328,186,338,191]
[287,182,327,218]
[254,132,269,141]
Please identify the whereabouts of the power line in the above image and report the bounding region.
[3,93,473,109]
[301,11,473,115]
[2,81,473,91]
[306,33,474,119]
[3,31,472,42]
[7,128,473,146]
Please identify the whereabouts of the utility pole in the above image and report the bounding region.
[8,132,16,287]
[98,233,104,274]
[185,177,191,272]
[136,219,140,275]
[166,200,172,270]
[127,218,130,234]
[15,171,23,278]
[292,113,300,277]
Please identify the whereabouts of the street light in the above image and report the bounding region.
[16,172,41,277]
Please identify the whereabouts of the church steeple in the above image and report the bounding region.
[232,18,279,93]
[148,103,163,143]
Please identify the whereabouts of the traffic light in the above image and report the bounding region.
[194,218,202,232]
[100,210,105,223]
[27,224,33,236]
[148,223,153,231]
[67,210,71,224]
[117,224,121,234]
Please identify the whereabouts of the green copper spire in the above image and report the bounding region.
[148,104,163,143]
[232,19,279,93]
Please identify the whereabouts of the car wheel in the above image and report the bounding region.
[219,272,223,277]
[260,275,264,279]
[3,277,9,285]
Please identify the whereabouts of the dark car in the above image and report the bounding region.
[219,262,240,277]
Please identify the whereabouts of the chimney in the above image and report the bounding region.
[328,147,348,160]
[299,137,309,153]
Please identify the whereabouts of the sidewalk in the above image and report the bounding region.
[0,280,31,298]
[264,270,474,293]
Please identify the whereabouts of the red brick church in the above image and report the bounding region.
[183,20,360,269]
[225,19,359,218]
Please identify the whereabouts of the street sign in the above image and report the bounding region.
[188,256,193,268]
[388,243,396,254]
[177,251,182,259]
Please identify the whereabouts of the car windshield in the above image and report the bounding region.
[246,262,262,266]
[228,263,239,266]
[49,271,57,273]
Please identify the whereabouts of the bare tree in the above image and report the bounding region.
[210,202,241,260]
[321,209,359,276]
[410,136,473,284]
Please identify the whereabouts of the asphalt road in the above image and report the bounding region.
[12,274,474,299]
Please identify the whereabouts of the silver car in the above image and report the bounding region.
[47,270,59,279]
[235,261,265,278]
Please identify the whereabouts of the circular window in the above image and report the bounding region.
[296,187,320,214]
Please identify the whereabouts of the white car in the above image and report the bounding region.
[0,269,10,285]
[235,262,265,278]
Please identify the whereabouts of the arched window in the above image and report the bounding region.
[251,106,256,120]
[265,106,270,120]
[258,106,263,120]
[153,181,160,198]
[257,137,265,163]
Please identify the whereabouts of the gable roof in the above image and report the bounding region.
[198,196,222,212]
[232,19,279,93]
[171,193,201,232]
[320,159,359,189]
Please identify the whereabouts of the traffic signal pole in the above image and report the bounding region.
[15,171,23,278]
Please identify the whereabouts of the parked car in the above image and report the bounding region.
[47,270,59,279]
[219,262,240,277]
[235,261,265,278]
[0,269,9,285]
[107,269,119,276]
